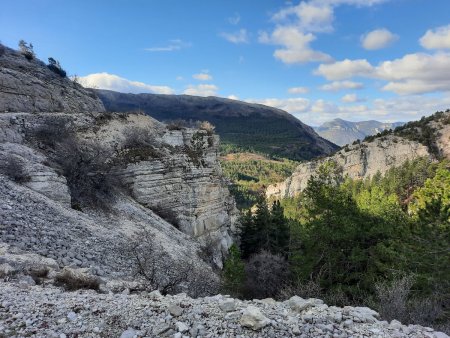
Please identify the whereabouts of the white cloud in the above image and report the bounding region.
[315,59,374,80]
[314,0,388,6]
[361,28,398,50]
[376,52,450,94]
[259,26,332,64]
[228,95,240,100]
[320,80,364,91]
[78,72,175,94]
[221,29,249,44]
[228,13,241,25]
[193,72,213,81]
[183,84,219,97]
[315,52,450,95]
[145,39,191,52]
[288,86,309,94]
[272,2,334,33]
[420,25,450,50]
[341,93,365,102]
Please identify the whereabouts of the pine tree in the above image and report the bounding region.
[222,244,245,297]
[239,209,256,258]
[270,200,290,256]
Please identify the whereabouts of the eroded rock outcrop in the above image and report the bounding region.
[267,135,430,199]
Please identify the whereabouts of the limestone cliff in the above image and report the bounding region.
[267,111,450,199]
[0,43,237,290]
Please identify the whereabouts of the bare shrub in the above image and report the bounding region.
[279,278,323,300]
[18,40,34,60]
[122,126,156,149]
[27,117,73,149]
[54,268,100,291]
[198,121,215,135]
[167,119,187,131]
[375,275,445,328]
[0,155,31,183]
[124,228,218,297]
[55,138,120,210]
[244,250,289,299]
[375,275,414,323]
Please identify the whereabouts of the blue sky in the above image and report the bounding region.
[2,0,450,125]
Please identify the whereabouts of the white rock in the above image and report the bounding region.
[120,328,137,338]
[240,306,270,330]
[176,321,189,333]
[219,298,237,312]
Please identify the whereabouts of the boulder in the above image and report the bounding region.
[240,306,270,330]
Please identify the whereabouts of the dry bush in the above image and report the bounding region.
[167,119,187,131]
[279,278,323,300]
[124,228,218,297]
[244,250,289,299]
[375,275,446,328]
[55,138,120,210]
[0,155,31,183]
[122,126,156,149]
[375,275,414,323]
[198,121,215,135]
[27,117,73,149]
[54,268,100,291]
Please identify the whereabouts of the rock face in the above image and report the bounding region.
[0,283,448,337]
[0,45,105,113]
[0,45,237,291]
[267,135,430,199]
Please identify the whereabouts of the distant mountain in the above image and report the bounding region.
[96,89,338,161]
[314,118,404,146]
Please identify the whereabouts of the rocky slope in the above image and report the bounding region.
[0,45,104,113]
[0,44,237,290]
[96,89,338,161]
[1,281,448,338]
[267,110,450,199]
[314,118,404,146]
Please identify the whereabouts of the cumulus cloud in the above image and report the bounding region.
[315,59,374,80]
[193,72,213,81]
[144,39,191,52]
[78,72,175,94]
[259,26,332,64]
[315,52,450,95]
[341,93,365,102]
[272,2,334,33]
[361,28,398,50]
[320,80,364,91]
[183,84,219,96]
[288,86,309,94]
[227,95,240,100]
[420,25,450,50]
[376,52,450,94]
[221,29,249,44]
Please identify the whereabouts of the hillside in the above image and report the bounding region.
[268,110,450,199]
[0,43,237,295]
[314,118,404,146]
[96,89,338,160]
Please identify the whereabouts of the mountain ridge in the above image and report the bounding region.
[314,118,404,146]
[96,89,338,161]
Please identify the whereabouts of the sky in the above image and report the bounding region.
[2,0,450,126]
